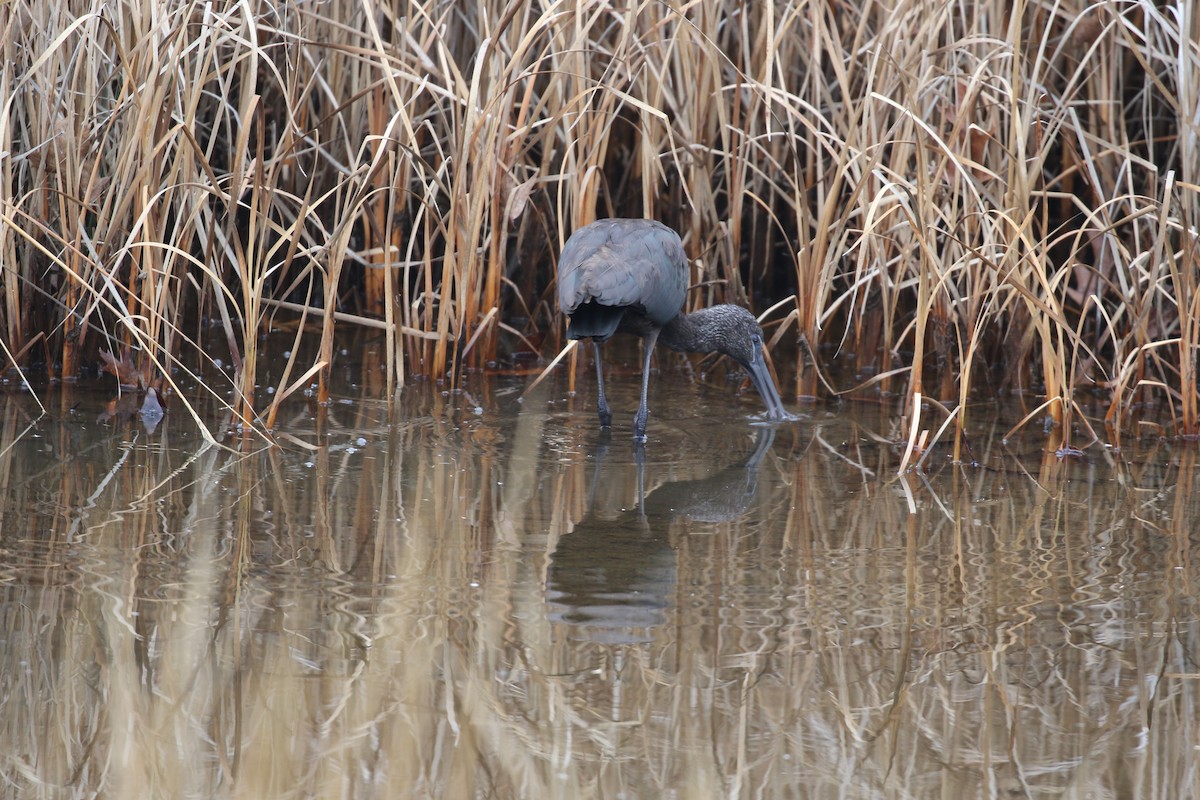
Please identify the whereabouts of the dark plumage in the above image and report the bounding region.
[557,218,787,440]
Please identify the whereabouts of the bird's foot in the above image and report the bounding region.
[631,409,649,441]
[597,396,612,428]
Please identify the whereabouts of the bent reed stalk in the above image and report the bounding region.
[2,0,1197,448]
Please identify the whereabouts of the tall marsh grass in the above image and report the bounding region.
[2,0,1198,446]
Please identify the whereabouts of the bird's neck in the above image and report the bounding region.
[661,307,722,354]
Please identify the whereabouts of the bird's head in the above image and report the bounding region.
[694,305,765,365]
[688,305,788,420]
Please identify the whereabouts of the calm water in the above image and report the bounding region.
[2,358,1199,799]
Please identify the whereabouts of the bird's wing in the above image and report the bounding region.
[557,220,687,326]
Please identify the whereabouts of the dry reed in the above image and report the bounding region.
[2,0,1197,451]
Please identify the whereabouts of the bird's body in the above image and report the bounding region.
[557,219,687,341]
[557,218,787,439]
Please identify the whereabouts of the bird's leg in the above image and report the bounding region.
[593,340,612,428]
[632,329,660,441]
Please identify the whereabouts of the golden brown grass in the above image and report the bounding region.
[2,0,1198,450]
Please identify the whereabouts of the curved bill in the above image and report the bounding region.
[744,348,788,420]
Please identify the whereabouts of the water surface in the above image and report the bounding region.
[1,363,1198,799]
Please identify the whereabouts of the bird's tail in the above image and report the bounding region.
[565,301,623,341]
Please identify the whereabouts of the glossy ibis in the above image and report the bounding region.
[557,218,787,439]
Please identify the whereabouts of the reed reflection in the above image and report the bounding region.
[5,385,1200,799]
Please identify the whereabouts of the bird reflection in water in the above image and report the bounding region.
[546,429,776,643]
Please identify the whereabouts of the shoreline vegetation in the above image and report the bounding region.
[2,0,1198,456]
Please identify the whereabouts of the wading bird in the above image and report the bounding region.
[557,218,787,440]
